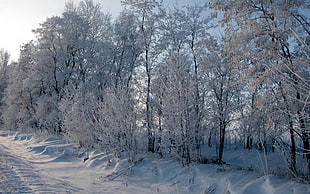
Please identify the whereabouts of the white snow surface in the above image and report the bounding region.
[0,131,309,194]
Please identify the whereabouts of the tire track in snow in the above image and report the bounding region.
[0,143,82,193]
[0,144,32,193]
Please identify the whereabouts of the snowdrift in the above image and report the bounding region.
[0,131,309,193]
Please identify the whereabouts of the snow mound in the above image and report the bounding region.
[1,131,309,194]
[40,144,73,156]
[27,145,47,154]
[49,151,77,163]
[242,176,275,194]
[86,152,115,169]
[11,133,33,141]
[43,137,60,142]
[0,132,18,137]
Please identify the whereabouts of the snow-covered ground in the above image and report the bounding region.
[0,131,309,194]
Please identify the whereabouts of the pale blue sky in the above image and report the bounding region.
[0,0,205,62]
[0,0,124,61]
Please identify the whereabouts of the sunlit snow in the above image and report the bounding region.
[1,132,309,193]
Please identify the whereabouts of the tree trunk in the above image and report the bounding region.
[208,131,212,147]
[246,135,253,149]
[146,51,155,153]
[299,110,310,173]
[140,8,155,153]
[218,119,226,164]
[302,136,310,173]
[191,31,201,161]
[289,122,297,174]
[279,82,297,174]
[279,36,309,173]
[156,100,163,157]
[295,89,309,173]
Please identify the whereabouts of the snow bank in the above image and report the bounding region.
[0,131,309,194]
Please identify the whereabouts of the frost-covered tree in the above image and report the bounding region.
[202,38,243,164]
[121,0,164,153]
[32,0,114,134]
[0,49,10,68]
[0,49,10,122]
[153,5,191,161]
[60,1,141,159]
[111,11,141,89]
[95,87,138,161]
[158,52,195,165]
[185,4,212,161]
[209,0,310,173]
[152,5,212,164]
[2,42,38,131]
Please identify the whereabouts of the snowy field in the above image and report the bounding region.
[0,131,309,194]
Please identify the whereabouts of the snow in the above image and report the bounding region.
[0,131,309,193]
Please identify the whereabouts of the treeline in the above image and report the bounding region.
[0,0,309,178]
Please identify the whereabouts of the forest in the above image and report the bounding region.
[0,0,309,180]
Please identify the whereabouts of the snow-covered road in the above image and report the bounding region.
[0,132,130,193]
[0,141,81,193]
[0,132,176,193]
[0,143,32,193]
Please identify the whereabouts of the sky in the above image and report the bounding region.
[0,0,122,61]
[0,0,205,62]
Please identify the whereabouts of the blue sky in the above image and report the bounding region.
[0,0,205,62]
